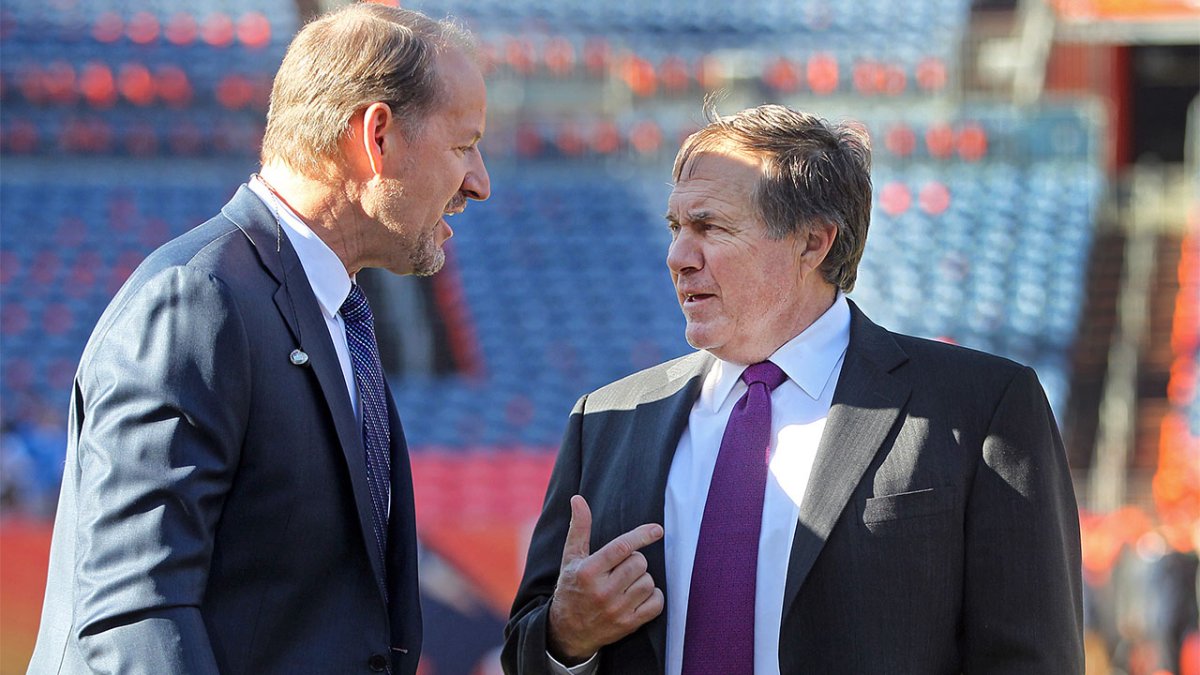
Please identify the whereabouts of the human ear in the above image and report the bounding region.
[358,102,393,177]
[798,220,837,277]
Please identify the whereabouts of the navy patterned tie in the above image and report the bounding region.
[682,360,787,675]
[340,283,391,573]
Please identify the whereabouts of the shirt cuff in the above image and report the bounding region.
[546,650,599,675]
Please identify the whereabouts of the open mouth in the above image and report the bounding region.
[443,196,466,219]
[440,200,465,235]
[683,292,716,304]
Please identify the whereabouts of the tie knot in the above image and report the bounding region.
[340,284,372,325]
[741,360,786,392]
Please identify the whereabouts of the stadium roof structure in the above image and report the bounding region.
[1049,0,1200,44]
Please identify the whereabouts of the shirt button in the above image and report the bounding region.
[368,653,388,672]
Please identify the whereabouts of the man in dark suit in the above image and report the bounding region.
[29,5,489,673]
[504,104,1083,674]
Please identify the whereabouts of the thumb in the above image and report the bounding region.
[561,495,592,564]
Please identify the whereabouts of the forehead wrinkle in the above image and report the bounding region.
[668,187,741,224]
[665,189,715,222]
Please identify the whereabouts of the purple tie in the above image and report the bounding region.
[340,284,391,575]
[682,360,787,675]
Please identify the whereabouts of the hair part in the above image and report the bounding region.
[673,101,873,292]
[260,3,475,179]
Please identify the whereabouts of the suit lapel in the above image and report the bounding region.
[221,187,389,595]
[781,303,911,617]
[622,352,712,670]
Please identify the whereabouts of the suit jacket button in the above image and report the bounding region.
[368,653,388,672]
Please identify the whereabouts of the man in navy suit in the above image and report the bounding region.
[30,4,490,673]
[505,104,1082,674]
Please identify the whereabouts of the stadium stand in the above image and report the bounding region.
[21,0,1199,673]
[1,105,1102,447]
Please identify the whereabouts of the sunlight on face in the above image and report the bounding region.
[665,148,813,364]
[369,48,491,276]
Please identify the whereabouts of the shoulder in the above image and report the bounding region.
[82,212,262,361]
[583,351,710,411]
[882,330,1048,432]
[124,184,277,293]
[106,199,279,321]
[850,302,1027,387]
[112,217,253,310]
[848,305,1043,423]
[134,213,255,284]
[891,332,1026,379]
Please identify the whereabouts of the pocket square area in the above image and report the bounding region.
[862,487,955,525]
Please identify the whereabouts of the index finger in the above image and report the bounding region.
[590,522,663,572]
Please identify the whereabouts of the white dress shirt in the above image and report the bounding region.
[247,177,358,415]
[551,293,850,675]
[665,293,849,675]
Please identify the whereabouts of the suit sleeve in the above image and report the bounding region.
[502,395,588,675]
[72,266,251,674]
[961,365,1084,674]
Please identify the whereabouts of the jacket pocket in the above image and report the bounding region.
[861,488,954,535]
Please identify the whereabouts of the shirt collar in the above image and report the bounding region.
[248,176,353,319]
[701,291,851,413]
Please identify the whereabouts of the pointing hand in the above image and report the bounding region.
[547,495,665,665]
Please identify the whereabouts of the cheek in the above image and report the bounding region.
[440,160,466,189]
[736,271,784,322]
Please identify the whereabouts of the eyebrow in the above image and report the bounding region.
[664,209,715,224]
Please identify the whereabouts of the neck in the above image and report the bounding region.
[794,283,839,336]
[775,283,840,354]
[258,164,368,276]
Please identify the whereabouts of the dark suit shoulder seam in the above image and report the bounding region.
[890,331,1024,369]
[185,222,246,270]
[83,264,250,393]
[984,365,1034,433]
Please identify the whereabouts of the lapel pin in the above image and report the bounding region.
[289,349,310,366]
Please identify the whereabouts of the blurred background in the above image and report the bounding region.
[0,0,1197,672]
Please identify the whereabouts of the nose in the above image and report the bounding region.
[666,228,702,275]
[462,149,490,201]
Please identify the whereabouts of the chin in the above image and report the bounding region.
[684,324,719,352]
[409,251,446,277]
